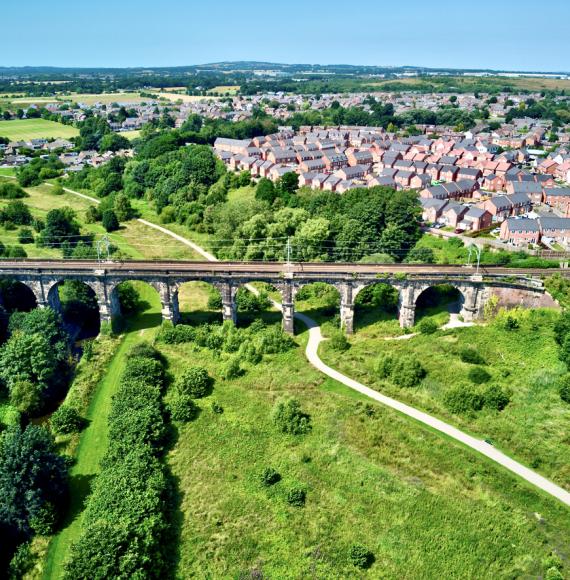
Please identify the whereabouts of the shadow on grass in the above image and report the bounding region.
[61,473,95,528]
[354,306,399,331]
[126,311,163,332]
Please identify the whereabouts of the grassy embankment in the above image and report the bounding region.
[155,315,570,578]
[0,177,202,260]
[41,283,162,579]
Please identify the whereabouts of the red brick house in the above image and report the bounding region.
[500,218,540,246]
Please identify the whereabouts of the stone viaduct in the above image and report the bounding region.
[0,260,557,333]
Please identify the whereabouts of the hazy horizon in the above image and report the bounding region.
[4,0,569,72]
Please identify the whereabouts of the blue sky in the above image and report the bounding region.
[4,0,569,71]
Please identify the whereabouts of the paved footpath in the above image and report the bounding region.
[53,181,570,507]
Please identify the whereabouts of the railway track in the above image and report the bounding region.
[0,259,565,278]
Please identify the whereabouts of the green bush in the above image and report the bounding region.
[0,182,28,199]
[175,366,212,398]
[375,353,394,379]
[468,366,491,384]
[272,398,312,435]
[102,209,119,232]
[129,341,162,361]
[482,384,511,411]
[122,357,165,388]
[390,356,426,388]
[220,355,242,380]
[211,401,224,414]
[417,318,438,335]
[160,324,195,344]
[286,488,306,507]
[239,340,262,365]
[444,384,484,414]
[50,406,86,435]
[459,348,485,365]
[349,543,375,569]
[329,328,350,351]
[168,394,199,422]
[260,467,281,486]
[18,227,34,244]
[255,325,295,354]
[558,375,570,404]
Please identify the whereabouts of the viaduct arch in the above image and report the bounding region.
[0,260,554,334]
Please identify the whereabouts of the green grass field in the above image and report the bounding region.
[58,92,146,106]
[318,305,570,489]
[153,319,570,578]
[0,119,79,141]
[0,178,202,260]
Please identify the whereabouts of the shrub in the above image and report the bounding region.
[443,384,484,414]
[553,311,570,345]
[468,366,491,384]
[286,488,306,507]
[129,341,162,361]
[160,324,195,344]
[260,467,281,486]
[459,347,485,365]
[50,406,86,435]
[239,340,262,365]
[0,182,27,199]
[559,335,570,369]
[211,401,224,414]
[255,325,295,354]
[329,328,350,351]
[207,292,222,310]
[8,542,34,579]
[101,209,119,232]
[9,380,41,415]
[272,398,312,435]
[482,384,511,411]
[348,544,375,569]
[390,356,426,388]
[122,357,165,388]
[375,353,395,379]
[175,366,212,398]
[18,227,34,244]
[559,375,570,404]
[168,394,199,422]
[220,355,242,380]
[417,318,438,335]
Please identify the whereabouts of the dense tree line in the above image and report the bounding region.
[64,343,172,578]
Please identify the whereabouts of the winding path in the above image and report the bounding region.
[36,181,570,507]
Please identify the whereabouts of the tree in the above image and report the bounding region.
[38,208,80,248]
[113,193,135,221]
[277,172,299,195]
[0,200,32,226]
[0,425,68,550]
[102,209,119,232]
[99,132,130,153]
[255,178,276,204]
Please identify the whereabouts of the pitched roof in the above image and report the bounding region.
[505,218,539,232]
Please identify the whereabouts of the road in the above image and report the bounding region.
[28,180,570,507]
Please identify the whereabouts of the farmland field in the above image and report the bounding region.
[150,91,218,103]
[208,84,240,94]
[0,118,79,140]
[58,92,147,105]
